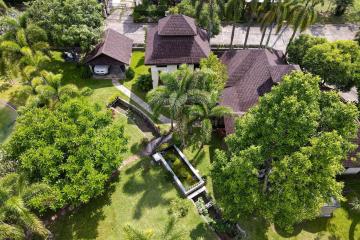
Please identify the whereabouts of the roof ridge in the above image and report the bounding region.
[181,15,197,35]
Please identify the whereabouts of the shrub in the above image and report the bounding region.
[125,67,135,80]
[136,74,152,92]
[80,87,93,96]
[195,197,208,215]
[168,198,191,218]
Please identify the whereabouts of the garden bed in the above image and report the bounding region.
[153,145,205,197]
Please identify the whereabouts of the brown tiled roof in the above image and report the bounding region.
[85,29,133,65]
[220,49,299,135]
[158,15,197,36]
[145,15,210,65]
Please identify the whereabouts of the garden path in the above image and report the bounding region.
[111,79,171,124]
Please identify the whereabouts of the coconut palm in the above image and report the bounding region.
[285,0,324,54]
[260,0,291,48]
[0,173,50,239]
[188,93,233,146]
[147,65,210,132]
[225,0,244,49]
[243,0,261,49]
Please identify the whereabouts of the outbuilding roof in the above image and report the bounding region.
[220,49,300,134]
[145,15,210,65]
[85,29,133,65]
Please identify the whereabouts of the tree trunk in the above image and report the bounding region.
[243,20,252,49]
[208,0,214,41]
[230,24,236,49]
[285,26,298,56]
[265,23,274,48]
[259,26,267,48]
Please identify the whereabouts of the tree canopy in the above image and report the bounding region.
[26,0,104,51]
[3,98,128,207]
[211,71,359,231]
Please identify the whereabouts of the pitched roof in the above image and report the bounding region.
[158,15,197,36]
[219,49,300,134]
[85,29,133,65]
[145,15,210,65]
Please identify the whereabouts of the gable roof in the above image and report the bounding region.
[85,29,133,65]
[158,15,197,36]
[220,49,300,134]
[145,15,210,65]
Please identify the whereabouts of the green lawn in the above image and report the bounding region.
[237,175,360,240]
[50,158,217,240]
[121,51,150,101]
[0,104,17,143]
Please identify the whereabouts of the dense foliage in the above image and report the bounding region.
[287,34,327,66]
[136,73,152,92]
[3,98,128,207]
[303,40,360,91]
[212,71,359,231]
[26,0,103,51]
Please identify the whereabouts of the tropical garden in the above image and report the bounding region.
[0,0,360,239]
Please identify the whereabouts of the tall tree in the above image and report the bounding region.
[211,71,359,232]
[285,0,324,54]
[225,0,243,49]
[26,0,104,52]
[0,173,53,239]
[334,0,353,16]
[303,40,360,91]
[243,0,260,49]
[2,98,128,207]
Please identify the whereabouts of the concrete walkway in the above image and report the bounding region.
[111,79,171,124]
[106,8,359,51]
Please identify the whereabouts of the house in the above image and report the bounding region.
[145,14,211,88]
[85,29,133,79]
[219,49,300,135]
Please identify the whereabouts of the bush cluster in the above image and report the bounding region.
[135,74,152,92]
[125,67,135,80]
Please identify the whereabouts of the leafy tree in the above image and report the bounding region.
[199,52,228,94]
[334,0,353,16]
[287,34,327,66]
[3,98,128,207]
[26,0,104,51]
[303,40,360,91]
[211,71,358,232]
[0,173,54,239]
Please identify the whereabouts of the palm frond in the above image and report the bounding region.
[0,223,25,240]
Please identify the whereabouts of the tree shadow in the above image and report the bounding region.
[135,56,145,68]
[122,160,175,219]
[49,174,121,240]
[190,222,216,239]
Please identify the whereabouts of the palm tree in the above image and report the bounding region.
[260,0,291,48]
[124,217,184,240]
[285,0,324,54]
[243,0,260,49]
[225,0,244,49]
[147,65,209,132]
[188,93,233,146]
[0,0,7,15]
[0,173,49,239]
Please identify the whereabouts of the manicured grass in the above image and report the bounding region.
[49,158,217,240]
[0,104,17,143]
[237,175,360,239]
[121,51,150,101]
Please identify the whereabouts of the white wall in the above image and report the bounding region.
[151,64,195,88]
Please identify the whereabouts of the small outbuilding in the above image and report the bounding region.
[85,29,133,79]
